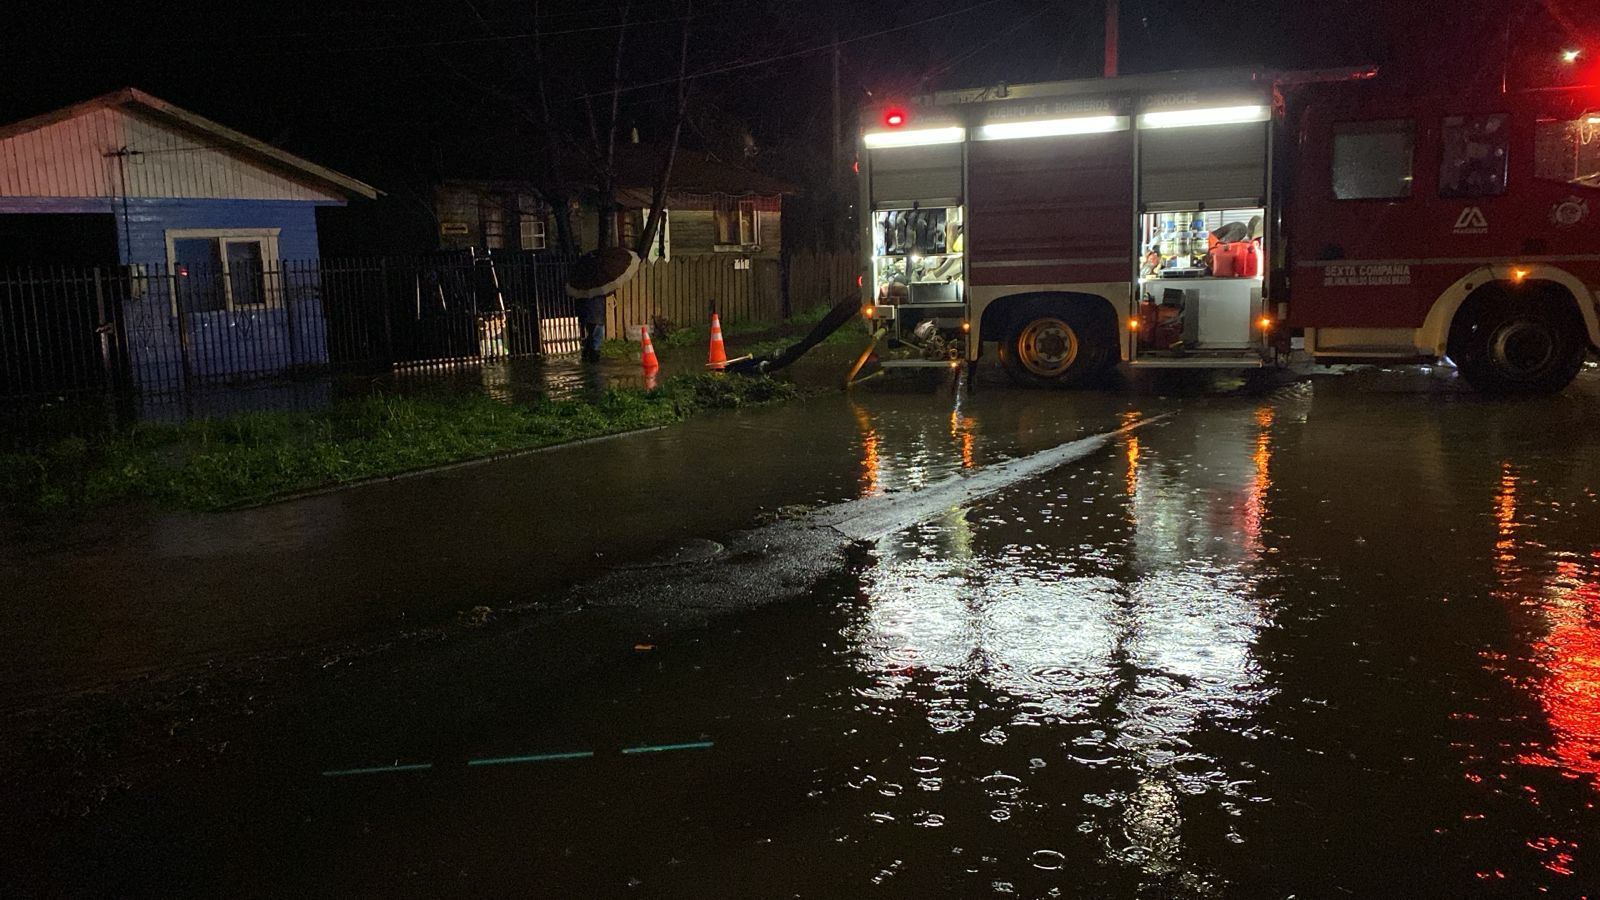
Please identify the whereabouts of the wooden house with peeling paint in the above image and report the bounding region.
[0,87,377,388]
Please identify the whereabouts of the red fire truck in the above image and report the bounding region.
[858,64,1600,392]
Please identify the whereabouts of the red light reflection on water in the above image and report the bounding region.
[1516,560,1600,789]
[1482,464,1600,878]
[1489,462,1600,850]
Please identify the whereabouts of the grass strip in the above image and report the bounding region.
[599,303,860,360]
[1,374,797,514]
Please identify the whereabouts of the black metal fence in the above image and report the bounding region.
[0,249,860,401]
[0,252,579,399]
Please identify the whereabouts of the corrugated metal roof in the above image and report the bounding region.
[0,88,379,200]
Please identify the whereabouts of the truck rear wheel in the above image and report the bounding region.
[997,308,1114,387]
[1451,286,1587,394]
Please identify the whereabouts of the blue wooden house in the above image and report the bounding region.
[0,88,377,389]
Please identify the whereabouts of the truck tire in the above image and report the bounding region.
[997,308,1114,387]
[1451,286,1587,394]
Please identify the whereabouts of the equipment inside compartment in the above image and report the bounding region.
[1136,208,1265,352]
[1139,209,1263,277]
[873,207,964,305]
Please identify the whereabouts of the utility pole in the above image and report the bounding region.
[1104,0,1119,78]
[104,146,142,262]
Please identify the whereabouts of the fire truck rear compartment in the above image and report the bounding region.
[869,205,969,366]
[1132,207,1270,363]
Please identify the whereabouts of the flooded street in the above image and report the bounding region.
[6,365,1600,896]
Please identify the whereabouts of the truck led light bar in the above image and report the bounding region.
[975,115,1129,141]
[1138,104,1270,129]
[863,126,966,148]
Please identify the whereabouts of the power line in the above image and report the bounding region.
[130,4,695,44]
[570,0,1019,101]
[921,3,1058,83]
[248,0,745,56]
[271,13,694,55]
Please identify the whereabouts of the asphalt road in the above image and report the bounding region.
[4,362,1600,897]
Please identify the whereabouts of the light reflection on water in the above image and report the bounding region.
[1526,561,1600,792]
[841,397,1281,890]
[819,378,1600,893]
[851,399,988,500]
[1493,464,1600,795]
[1474,460,1600,883]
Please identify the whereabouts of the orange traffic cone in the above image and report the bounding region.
[639,326,661,373]
[707,313,728,370]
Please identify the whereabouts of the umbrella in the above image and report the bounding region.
[565,247,641,299]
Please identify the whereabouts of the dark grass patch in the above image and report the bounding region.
[0,375,797,513]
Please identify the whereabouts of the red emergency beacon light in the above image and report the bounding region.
[884,108,906,127]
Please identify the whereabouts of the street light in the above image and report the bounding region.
[1562,49,1582,64]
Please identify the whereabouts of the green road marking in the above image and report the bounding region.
[322,763,434,777]
[620,741,714,754]
[467,751,596,766]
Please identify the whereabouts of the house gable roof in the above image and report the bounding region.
[0,88,379,200]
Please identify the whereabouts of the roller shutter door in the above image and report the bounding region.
[1139,122,1267,208]
[967,130,1133,285]
[869,143,963,208]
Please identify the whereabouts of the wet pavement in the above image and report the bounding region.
[5,362,1600,896]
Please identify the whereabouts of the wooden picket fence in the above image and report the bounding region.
[606,250,857,335]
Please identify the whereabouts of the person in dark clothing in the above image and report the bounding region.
[566,247,637,363]
[578,293,607,362]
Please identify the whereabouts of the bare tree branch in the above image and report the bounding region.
[594,2,631,250]
[635,0,693,260]
[532,0,578,254]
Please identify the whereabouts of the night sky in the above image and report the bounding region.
[3,0,1595,199]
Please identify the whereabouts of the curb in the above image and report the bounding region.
[220,425,670,512]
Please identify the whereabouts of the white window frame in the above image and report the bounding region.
[520,215,547,250]
[737,200,759,247]
[163,227,282,314]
